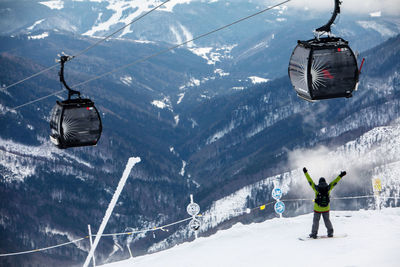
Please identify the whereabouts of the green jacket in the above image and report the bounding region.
[304,172,343,212]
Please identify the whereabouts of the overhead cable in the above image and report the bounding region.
[1,192,391,258]
[8,0,291,112]
[0,216,194,257]
[1,64,59,92]
[70,0,172,60]
[71,0,292,89]
[0,237,87,257]
[10,89,65,111]
[1,0,172,92]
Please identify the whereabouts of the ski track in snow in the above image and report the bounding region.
[27,19,46,31]
[83,0,193,37]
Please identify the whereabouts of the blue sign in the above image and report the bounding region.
[274,201,285,214]
[272,188,282,200]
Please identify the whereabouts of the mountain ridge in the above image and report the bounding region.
[0,2,399,265]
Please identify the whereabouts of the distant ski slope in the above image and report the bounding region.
[148,121,400,252]
[102,208,400,267]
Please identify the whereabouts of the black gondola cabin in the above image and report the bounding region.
[50,98,102,149]
[49,55,102,149]
[288,37,359,101]
[288,0,361,101]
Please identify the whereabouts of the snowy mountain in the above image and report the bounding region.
[146,117,400,252]
[1,0,399,81]
[2,33,398,267]
[101,208,400,267]
[0,1,400,266]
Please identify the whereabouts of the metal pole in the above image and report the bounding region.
[191,194,197,239]
[127,244,133,258]
[376,192,381,210]
[83,157,141,267]
[87,225,96,267]
[126,227,134,259]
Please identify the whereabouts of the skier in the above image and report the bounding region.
[303,167,346,238]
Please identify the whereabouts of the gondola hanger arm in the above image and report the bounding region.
[315,0,341,34]
[58,54,80,100]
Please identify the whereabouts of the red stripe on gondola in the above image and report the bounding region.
[322,69,334,79]
[359,58,365,74]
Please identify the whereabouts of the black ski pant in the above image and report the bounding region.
[311,211,333,236]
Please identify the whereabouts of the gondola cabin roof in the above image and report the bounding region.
[297,37,349,49]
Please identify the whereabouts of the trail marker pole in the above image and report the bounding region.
[272,185,285,218]
[372,178,382,210]
[187,194,201,239]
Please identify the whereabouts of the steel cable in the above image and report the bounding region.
[1,0,173,92]
[7,0,291,112]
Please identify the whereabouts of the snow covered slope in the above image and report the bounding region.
[146,118,400,252]
[101,208,400,267]
[81,0,194,38]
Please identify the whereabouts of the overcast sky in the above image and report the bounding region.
[271,0,400,16]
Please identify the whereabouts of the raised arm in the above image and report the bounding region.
[303,167,317,193]
[329,171,346,192]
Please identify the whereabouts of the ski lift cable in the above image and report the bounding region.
[10,89,65,111]
[0,194,395,257]
[8,0,291,112]
[1,0,172,92]
[0,216,195,257]
[0,237,87,257]
[72,0,292,90]
[70,0,172,60]
[99,217,193,237]
[1,64,60,92]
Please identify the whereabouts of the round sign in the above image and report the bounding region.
[189,218,201,231]
[186,203,200,216]
[274,201,285,214]
[272,188,282,200]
